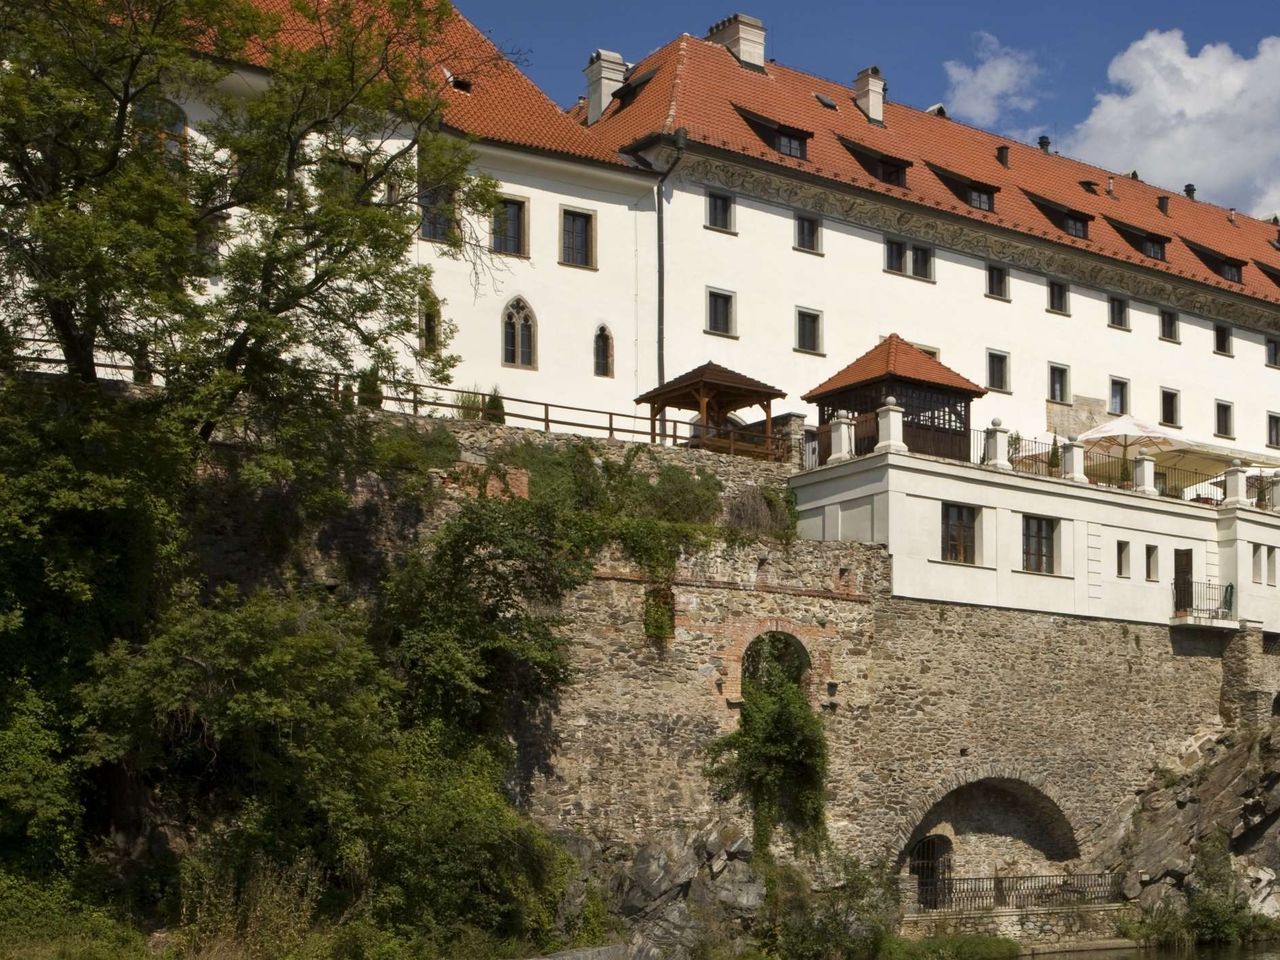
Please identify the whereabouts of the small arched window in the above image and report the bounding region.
[419,295,441,354]
[502,297,535,368]
[593,325,613,378]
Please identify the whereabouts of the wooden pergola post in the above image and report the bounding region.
[697,388,709,446]
[764,398,773,458]
[649,402,657,443]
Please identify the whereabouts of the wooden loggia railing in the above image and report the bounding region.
[11,339,790,462]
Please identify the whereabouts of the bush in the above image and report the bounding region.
[356,367,384,409]
[752,857,898,960]
[453,387,486,420]
[723,486,797,541]
[483,388,506,424]
[0,871,148,959]
[881,934,1019,960]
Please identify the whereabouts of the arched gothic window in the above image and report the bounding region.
[502,297,535,368]
[593,325,613,378]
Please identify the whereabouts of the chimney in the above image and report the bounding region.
[926,103,947,118]
[1184,183,1197,200]
[1229,207,1237,224]
[583,50,626,125]
[996,145,1010,167]
[855,66,885,124]
[1157,196,1169,215]
[1107,176,1115,196]
[1037,135,1051,153]
[706,14,766,68]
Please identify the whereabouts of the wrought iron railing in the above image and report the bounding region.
[1172,579,1234,620]
[1008,436,1063,478]
[1156,466,1225,505]
[906,873,1123,914]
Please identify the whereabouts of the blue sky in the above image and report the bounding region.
[458,1,1280,215]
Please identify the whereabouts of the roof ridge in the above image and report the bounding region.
[664,36,690,134]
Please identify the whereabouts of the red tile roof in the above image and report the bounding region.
[802,334,985,401]
[635,361,785,407]
[241,1,626,167]
[584,33,1280,308]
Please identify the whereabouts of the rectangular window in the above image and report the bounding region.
[986,264,1008,299]
[1270,547,1278,588]
[1216,400,1234,438]
[1141,236,1166,260]
[1109,377,1129,415]
[491,198,526,255]
[1108,296,1129,329]
[879,160,906,186]
[1160,309,1179,341]
[561,209,593,267]
[1254,543,1264,584]
[1221,262,1242,283]
[987,350,1009,392]
[1215,323,1233,355]
[1269,413,1280,448]
[1145,545,1160,581]
[707,290,734,336]
[1117,540,1131,578]
[968,187,994,211]
[777,132,806,159]
[1268,338,1280,367]
[796,309,821,353]
[795,214,820,252]
[1047,281,1069,314]
[1023,515,1056,574]
[885,239,906,273]
[1064,214,1088,239]
[707,192,734,231]
[911,245,933,279]
[419,187,455,241]
[1048,364,1069,403]
[941,503,978,565]
[1160,388,1180,427]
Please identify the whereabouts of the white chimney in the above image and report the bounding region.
[706,14,766,68]
[855,66,885,124]
[584,49,626,125]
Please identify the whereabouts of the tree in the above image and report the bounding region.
[0,0,497,447]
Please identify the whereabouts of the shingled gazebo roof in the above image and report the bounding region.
[802,334,985,402]
[636,362,786,412]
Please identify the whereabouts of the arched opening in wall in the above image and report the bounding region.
[909,834,954,909]
[502,297,536,368]
[593,325,613,378]
[742,631,811,690]
[1272,692,1280,717]
[899,777,1079,885]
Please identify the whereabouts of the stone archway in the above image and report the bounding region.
[893,767,1081,879]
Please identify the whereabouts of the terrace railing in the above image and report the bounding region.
[905,873,1123,914]
[1172,579,1235,620]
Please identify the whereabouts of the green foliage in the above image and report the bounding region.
[1186,829,1248,943]
[369,422,459,503]
[0,870,149,959]
[357,368,385,409]
[483,389,506,425]
[706,635,828,856]
[453,388,487,420]
[723,486,797,542]
[1048,436,1061,470]
[643,586,676,643]
[880,934,1020,960]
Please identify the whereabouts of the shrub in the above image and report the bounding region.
[882,934,1020,960]
[724,486,797,541]
[453,387,486,420]
[483,388,506,424]
[755,857,898,960]
[356,367,384,409]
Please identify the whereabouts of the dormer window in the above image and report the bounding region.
[1221,262,1242,283]
[1107,217,1170,262]
[736,106,811,161]
[968,187,994,211]
[1141,237,1166,260]
[1026,192,1093,240]
[1064,215,1088,239]
[839,136,911,188]
[1182,237,1245,283]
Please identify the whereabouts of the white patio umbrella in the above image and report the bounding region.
[1075,415,1191,459]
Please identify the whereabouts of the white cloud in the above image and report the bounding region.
[943,33,1041,127]
[1063,30,1280,217]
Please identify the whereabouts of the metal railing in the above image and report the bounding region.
[1172,579,1234,620]
[1156,466,1225,505]
[906,873,1123,914]
[1008,436,1063,478]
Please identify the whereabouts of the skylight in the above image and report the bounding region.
[815,93,838,110]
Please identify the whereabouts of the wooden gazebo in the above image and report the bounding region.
[802,335,986,463]
[636,362,787,460]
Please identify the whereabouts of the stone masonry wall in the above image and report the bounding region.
[531,542,1231,871]
[900,904,1137,947]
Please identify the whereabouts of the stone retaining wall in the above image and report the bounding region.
[900,904,1137,947]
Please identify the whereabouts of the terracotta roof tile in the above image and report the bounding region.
[636,361,786,407]
[585,34,1280,308]
[802,334,985,401]
[242,2,626,166]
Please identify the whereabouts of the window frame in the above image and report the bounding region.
[706,288,736,338]
[776,131,807,159]
[1063,214,1088,239]
[794,212,822,254]
[491,195,529,257]
[1160,387,1181,428]
[1215,399,1235,439]
[419,186,457,243]
[1159,309,1180,343]
[1214,323,1234,356]
[968,186,995,211]
[558,205,596,269]
[910,244,934,280]
[795,307,823,355]
[884,238,906,274]
[1269,412,1280,449]
[1047,363,1070,404]
[986,349,1010,393]
[1047,280,1070,315]
[706,191,736,233]
[985,264,1009,300]
[501,296,537,369]
[1145,544,1160,582]
[940,502,978,565]
[1141,236,1166,261]
[1116,540,1131,578]
[593,324,614,378]
[1267,338,1280,369]
[1107,296,1130,330]
[1109,377,1129,415]
[1022,515,1057,575]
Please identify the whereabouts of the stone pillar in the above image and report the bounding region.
[1223,460,1249,508]
[984,419,1011,470]
[1270,471,1280,512]
[1134,450,1158,496]
[1063,436,1088,483]
[875,398,907,454]
[1221,624,1268,727]
[827,416,853,463]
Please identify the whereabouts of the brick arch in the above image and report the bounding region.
[889,764,1080,866]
